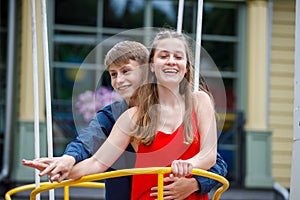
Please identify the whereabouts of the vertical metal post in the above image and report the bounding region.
[290,0,300,199]
[157,173,164,200]
[41,0,53,161]
[177,0,184,33]
[193,0,203,92]
[0,0,15,182]
[30,0,40,199]
[41,0,55,199]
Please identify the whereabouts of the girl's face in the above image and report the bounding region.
[108,59,142,102]
[152,38,187,89]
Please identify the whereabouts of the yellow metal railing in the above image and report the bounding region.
[5,167,229,200]
[5,182,105,200]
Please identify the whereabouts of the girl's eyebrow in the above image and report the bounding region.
[157,49,184,54]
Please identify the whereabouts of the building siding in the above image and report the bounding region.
[270,0,295,188]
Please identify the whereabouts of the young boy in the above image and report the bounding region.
[23,41,227,200]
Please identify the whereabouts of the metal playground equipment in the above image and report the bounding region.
[5,167,229,200]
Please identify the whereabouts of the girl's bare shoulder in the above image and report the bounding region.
[192,91,213,106]
[118,106,138,121]
[115,106,139,136]
[126,106,138,118]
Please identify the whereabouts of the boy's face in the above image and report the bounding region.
[108,59,142,102]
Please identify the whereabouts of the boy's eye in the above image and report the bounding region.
[123,69,129,74]
[110,72,117,77]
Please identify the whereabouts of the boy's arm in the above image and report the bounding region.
[22,108,114,180]
[68,108,136,180]
[193,153,228,194]
[69,114,111,161]
[78,100,127,155]
[65,100,128,160]
[63,136,91,163]
[24,115,111,181]
[62,111,113,166]
[59,101,129,181]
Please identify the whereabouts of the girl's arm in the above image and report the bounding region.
[172,91,217,177]
[68,107,137,180]
[190,91,217,169]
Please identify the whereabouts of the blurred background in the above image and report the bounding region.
[0,0,296,199]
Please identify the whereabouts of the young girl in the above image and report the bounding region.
[68,30,217,200]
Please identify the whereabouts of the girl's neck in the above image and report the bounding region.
[157,85,183,106]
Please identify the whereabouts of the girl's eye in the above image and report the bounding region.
[160,54,168,59]
[175,54,184,59]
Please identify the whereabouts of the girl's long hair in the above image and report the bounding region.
[130,29,212,145]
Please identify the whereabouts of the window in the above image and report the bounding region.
[103,0,145,28]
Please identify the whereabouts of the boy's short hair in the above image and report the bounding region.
[104,41,149,69]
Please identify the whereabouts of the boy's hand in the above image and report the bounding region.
[150,174,199,199]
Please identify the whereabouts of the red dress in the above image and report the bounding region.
[131,110,208,200]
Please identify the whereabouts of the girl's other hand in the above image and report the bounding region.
[171,160,193,177]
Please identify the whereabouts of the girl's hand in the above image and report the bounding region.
[171,160,193,177]
[22,155,76,183]
[22,159,49,171]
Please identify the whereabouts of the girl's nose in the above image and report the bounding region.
[167,55,176,65]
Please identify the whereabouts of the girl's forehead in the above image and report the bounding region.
[155,38,185,52]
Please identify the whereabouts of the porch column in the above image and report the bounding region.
[245,0,273,188]
[11,0,47,181]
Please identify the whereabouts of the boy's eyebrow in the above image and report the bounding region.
[108,69,116,73]
[108,64,131,72]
